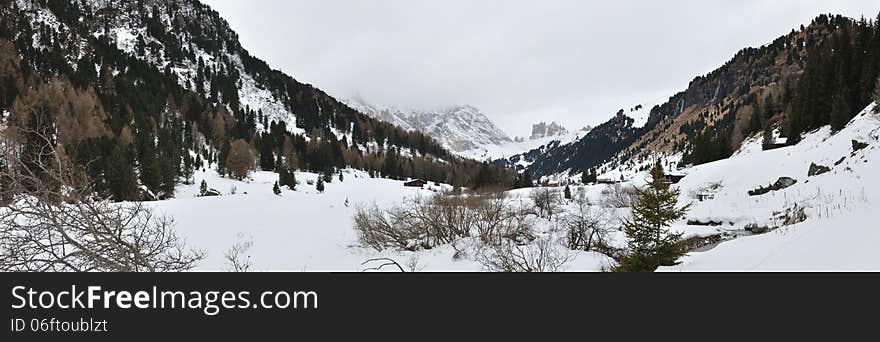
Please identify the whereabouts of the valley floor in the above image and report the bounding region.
[156,105,880,272]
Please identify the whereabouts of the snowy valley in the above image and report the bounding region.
[158,103,879,271]
[1,0,880,274]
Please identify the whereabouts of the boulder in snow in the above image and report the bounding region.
[807,163,831,177]
[748,177,798,196]
[852,140,869,153]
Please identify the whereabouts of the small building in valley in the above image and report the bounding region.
[404,179,428,188]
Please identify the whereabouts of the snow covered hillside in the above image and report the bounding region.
[152,169,468,271]
[660,103,880,271]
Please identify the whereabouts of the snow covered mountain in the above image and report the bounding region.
[470,125,590,164]
[345,98,515,158]
[349,98,595,162]
[494,109,641,174]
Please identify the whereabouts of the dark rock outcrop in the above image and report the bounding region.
[808,163,831,177]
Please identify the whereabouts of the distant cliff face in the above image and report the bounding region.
[529,122,569,140]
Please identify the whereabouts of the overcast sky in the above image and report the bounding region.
[202,0,880,137]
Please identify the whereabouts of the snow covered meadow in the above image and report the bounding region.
[154,104,880,272]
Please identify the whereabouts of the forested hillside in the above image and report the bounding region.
[502,13,880,179]
[0,0,517,202]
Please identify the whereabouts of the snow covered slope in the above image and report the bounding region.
[659,103,880,271]
[346,99,512,156]
[161,169,612,271]
[155,169,474,271]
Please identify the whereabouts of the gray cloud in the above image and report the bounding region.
[202,0,880,137]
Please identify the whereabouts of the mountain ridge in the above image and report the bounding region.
[502,13,880,179]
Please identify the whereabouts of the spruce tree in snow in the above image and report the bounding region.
[279,167,296,190]
[564,185,572,200]
[316,178,325,193]
[272,181,281,196]
[615,160,691,272]
[338,172,344,183]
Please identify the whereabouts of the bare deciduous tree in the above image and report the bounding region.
[0,125,204,272]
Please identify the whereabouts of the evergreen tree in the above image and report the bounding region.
[338,172,344,182]
[107,143,139,201]
[316,178,325,193]
[258,132,275,171]
[278,166,297,190]
[581,168,597,184]
[748,100,763,134]
[563,185,572,200]
[521,170,534,188]
[272,181,281,196]
[615,161,691,272]
[873,75,880,107]
[761,124,774,150]
[830,92,851,131]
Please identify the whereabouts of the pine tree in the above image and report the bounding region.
[615,160,691,272]
[316,178,325,193]
[272,181,281,196]
[564,185,572,200]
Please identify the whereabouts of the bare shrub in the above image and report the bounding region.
[562,193,614,251]
[0,126,204,272]
[600,184,639,208]
[353,204,419,251]
[530,188,561,219]
[354,192,536,251]
[224,233,254,272]
[478,238,572,272]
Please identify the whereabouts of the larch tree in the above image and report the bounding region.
[226,139,255,181]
